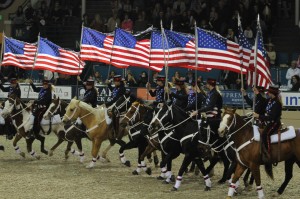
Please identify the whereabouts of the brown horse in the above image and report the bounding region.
[218,108,300,199]
[62,98,114,168]
[1,95,48,159]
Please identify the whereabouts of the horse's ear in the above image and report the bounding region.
[73,96,77,100]
[57,96,60,100]
[232,108,237,113]
[223,106,227,111]
[53,94,56,99]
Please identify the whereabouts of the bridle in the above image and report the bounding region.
[123,103,141,125]
[111,95,132,117]
[46,100,61,118]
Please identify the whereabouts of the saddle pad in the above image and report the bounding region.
[104,107,112,125]
[253,125,296,143]
[197,119,202,127]
[40,114,62,125]
[0,109,5,125]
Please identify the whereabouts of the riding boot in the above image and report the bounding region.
[261,132,270,163]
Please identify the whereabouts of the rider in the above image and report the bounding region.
[241,86,267,115]
[185,81,206,112]
[78,77,98,108]
[190,78,223,134]
[105,75,126,107]
[166,79,188,107]
[146,75,166,107]
[0,78,20,139]
[30,79,53,136]
[253,85,282,163]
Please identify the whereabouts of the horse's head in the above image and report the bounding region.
[120,101,142,129]
[148,103,173,135]
[43,94,60,120]
[218,107,236,137]
[62,98,80,123]
[1,94,18,118]
[111,92,135,117]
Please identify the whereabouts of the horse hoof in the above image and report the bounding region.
[204,186,211,191]
[271,192,280,197]
[170,175,175,182]
[171,187,178,191]
[35,155,41,160]
[98,156,109,163]
[65,155,69,160]
[42,150,48,155]
[188,168,195,173]
[132,170,139,175]
[244,185,253,192]
[145,168,152,175]
[79,156,85,163]
[226,197,232,199]
[148,158,153,163]
[162,180,169,184]
[0,145,4,151]
[49,150,54,157]
[218,179,226,184]
[20,152,25,158]
[86,165,94,169]
[124,160,131,167]
[195,169,200,176]
[157,176,164,180]
[154,155,159,165]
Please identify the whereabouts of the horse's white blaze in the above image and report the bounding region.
[43,103,55,119]
[1,100,14,117]
[218,114,230,135]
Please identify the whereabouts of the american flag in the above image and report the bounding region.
[111,28,157,70]
[196,28,246,74]
[34,37,84,75]
[80,27,114,64]
[1,37,36,69]
[150,30,195,69]
[248,23,272,88]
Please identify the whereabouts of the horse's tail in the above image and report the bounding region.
[264,163,274,180]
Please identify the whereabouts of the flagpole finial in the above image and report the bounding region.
[170,20,173,31]
[115,22,118,28]
[238,13,241,26]
[160,20,163,30]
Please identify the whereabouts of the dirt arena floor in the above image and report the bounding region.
[0,110,299,199]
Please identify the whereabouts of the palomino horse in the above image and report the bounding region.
[42,95,87,162]
[1,94,48,159]
[218,108,300,199]
[62,98,114,168]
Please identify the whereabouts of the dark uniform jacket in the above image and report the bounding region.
[198,88,222,119]
[259,98,282,123]
[149,86,165,104]
[31,84,52,108]
[83,88,98,108]
[185,91,205,111]
[170,89,188,107]
[244,93,267,115]
[0,84,21,98]
[106,84,126,107]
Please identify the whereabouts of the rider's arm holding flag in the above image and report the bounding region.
[105,75,126,107]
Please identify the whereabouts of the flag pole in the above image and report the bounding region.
[27,33,40,99]
[194,22,198,118]
[161,20,169,101]
[252,15,260,113]
[0,31,5,68]
[147,28,153,101]
[76,23,84,98]
[238,14,246,116]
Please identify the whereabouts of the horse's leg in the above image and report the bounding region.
[73,137,85,163]
[157,152,167,180]
[140,143,156,161]
[86,139,102,169]
[152,150,159,167]
[35,133,48,155]
[26,137,40,160]
[133,139,150,175]
[218,151,231,184]
[49,138,64,157]
[119,140,137,167]
[227,163,246,199]
[276,158,295,196]
[194,156,212,191]
[100,140,113,162]
[172,154,193,191]
[12,133,25,158]
[164,152,180,184]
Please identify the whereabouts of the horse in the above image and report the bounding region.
[118,100,158,175]
[1,94,48,159]
[62,98,114,168]
[218,107,300,199]
[148,104,213,191]
[42,95,87,162]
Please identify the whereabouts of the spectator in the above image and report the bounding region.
[82,13,89,27]
[222,70,238,89]
[37,1,49,21]
[13,6,25,25]
[108,71,116,80]
[51,1,64,24]
[172,71,181,84]
[90,14,106,32]
[133,13,147,32]
[92,71,102,84]
[123,0,132,13]
[44,70,58,84]
[106,12,120,32]
[185,70,194,84]
[150,71,159,87]
[125,72,137,87]
[121,13,133,32]
[24,2,36,22]
[266,44,276,67]
[173,0,186,15]
[244,25,253,40]
[226,28,238,43]
[286,61,300,89]
[137,71,148,87]
[290,75,300,91]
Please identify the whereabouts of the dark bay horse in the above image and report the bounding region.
[42,95,87,162]
[1,95,48,159]
[218,108,300,199]
[148,104,213,191]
